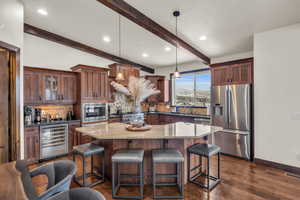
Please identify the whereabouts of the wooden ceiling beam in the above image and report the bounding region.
[24,23,155,73]
[97,0,210,64]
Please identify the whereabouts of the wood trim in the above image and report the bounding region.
[0,40,21,161]
[24,66,78,74]
[210,57,253,68]
[24,23,154,74]
[254,158,300,175]
[71,64,110,72]
[97,0,210,64]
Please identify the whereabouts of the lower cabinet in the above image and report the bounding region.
[24,127,40,164]
[68,121,81,152]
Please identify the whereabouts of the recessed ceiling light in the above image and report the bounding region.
[103,36,111,43]
[164,46,171,51]
[37,9,48,16]
[200,35,207,41]
[142,53,149,58]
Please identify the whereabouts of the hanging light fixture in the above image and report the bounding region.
[116,14,125,81]
[173,10,181,78]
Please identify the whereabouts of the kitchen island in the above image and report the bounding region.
[76,122,222,184]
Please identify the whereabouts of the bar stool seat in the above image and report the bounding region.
[152,149,184,163]
[73,143,104,156]
[188,143,220,157]
[112,149,145,199]
[152,149,184,199]
[73,143,105,187]
[112,149,144,163]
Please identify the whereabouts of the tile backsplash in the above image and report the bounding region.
[35,105,73,120]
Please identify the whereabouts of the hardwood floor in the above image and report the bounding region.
[30,155,300,200]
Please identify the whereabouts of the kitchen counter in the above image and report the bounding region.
[24,119,81,128]
[76,122,221,140]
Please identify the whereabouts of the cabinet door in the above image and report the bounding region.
[212,67,229,86]
[157,79,169,103]
[92,71,108,101]
[24,70,42,104]
[42,73,61,103]
[239,62,252,84]
[81,70,94,100]
[99,71,108,100]
[24,127,39,163]
[61,74,77,104]
[92,72,100,100]
[68,122,80,152]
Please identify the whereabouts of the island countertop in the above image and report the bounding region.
[76,122,222,140]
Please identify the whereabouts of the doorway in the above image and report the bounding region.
[0,41,20,163]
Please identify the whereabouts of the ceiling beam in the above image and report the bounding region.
[24,23,155,73]
[97,0,210,64]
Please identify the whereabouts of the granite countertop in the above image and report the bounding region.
[76,122,222,140]
[25,119,81,128]
[109,112,210,119]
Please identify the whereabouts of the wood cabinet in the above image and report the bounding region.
[71,65,109,102]
[60,74,77,104]
[24,67,77,105]
[109,63,140,86]
[68,121,81,152]
[24,70,42,105]
[145,75,169,103]
[24,127,39,163]
[211,58,253,86]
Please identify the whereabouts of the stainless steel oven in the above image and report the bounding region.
[40,124,68,159]
[82,103,108,123]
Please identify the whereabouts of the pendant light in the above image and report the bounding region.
[116,14,125,81]
[173,11,181,78]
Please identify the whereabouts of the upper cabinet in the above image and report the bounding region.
[211,58,253,86]
[109,63,140,86]
[145,75,169,103]
[24,69,42,105]
[71,65,109,102]
[24,67,77,105]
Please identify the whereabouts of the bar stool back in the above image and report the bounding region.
[112,149,144,199]
[187,143,221,191]
[152,149,184,199]
[73,143,105,187]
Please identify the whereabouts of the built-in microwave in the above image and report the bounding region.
[82,103,108,123]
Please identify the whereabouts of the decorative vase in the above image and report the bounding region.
[133,102,142,113]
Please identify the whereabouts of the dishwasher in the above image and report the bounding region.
[40,124,68,159]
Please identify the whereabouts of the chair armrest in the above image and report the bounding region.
[37,175,73,200]
[30,163,54,177]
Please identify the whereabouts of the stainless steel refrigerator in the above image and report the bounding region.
[210,84,252,160]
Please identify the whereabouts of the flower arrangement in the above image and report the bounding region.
[111,76,160,113]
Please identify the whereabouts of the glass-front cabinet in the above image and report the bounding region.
[43,73,60,103]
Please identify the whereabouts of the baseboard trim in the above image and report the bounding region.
[254,158,300,175]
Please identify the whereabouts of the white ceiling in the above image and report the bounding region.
[24,0,300,68]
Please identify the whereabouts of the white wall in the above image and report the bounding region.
[0,0,23,48]
[0,0,24,159]
[154,60,209,79]
[24,34,114,70]
[254,23,300,168]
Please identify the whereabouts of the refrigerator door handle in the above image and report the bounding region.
[245,85,250,131]
[227,86,232,124]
